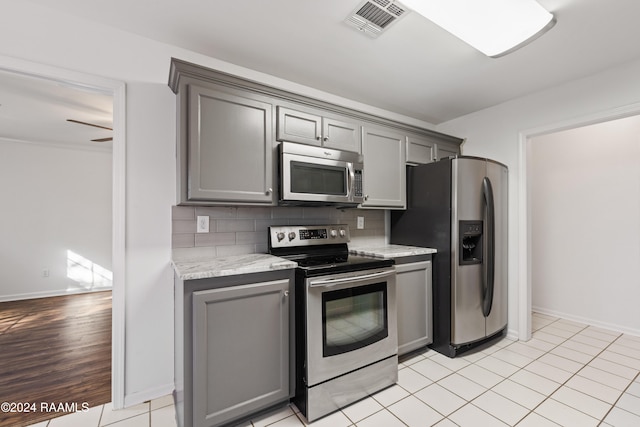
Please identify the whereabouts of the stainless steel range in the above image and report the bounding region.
[268,224,398,422]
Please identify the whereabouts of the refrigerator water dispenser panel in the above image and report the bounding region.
[459,220,483,265]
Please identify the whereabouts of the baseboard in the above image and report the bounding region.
[532,306,640,337]
[0,287,113,302]
[124,383,175,408]
[506,327,519,341]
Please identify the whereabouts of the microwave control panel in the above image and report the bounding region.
[354,170,363,197]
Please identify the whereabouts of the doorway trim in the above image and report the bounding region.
[0,55,126,408]
[517,101,640,341]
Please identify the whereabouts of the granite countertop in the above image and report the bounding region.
[172,249,297,280]
[349,244,437,259]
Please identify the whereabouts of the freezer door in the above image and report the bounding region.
[485,161,508,337]
[451,158,487,346]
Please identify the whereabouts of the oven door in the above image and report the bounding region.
[305,268,397,386]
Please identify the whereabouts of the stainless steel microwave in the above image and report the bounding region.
[279,142,364,206]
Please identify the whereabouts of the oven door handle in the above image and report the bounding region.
[308,270,392,288]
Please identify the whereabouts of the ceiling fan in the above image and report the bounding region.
[67,119,113,142]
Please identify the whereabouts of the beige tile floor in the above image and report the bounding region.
[28,313,640,426]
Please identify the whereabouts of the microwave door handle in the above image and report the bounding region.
[347,163,355,200]
[309,270,391,288]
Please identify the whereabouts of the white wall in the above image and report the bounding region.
[436,57,640,337]
[0,139,112,300]
[0,2,435,406]
[530,116,640,333]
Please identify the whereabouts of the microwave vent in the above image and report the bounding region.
[345,0,408,38]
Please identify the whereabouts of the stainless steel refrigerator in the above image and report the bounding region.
[391,156,508,357]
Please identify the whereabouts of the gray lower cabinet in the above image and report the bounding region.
[395,259,433,356]
[361,126,406,209]
[175,270,294,427]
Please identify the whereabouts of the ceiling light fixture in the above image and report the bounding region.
[401,0,556,57]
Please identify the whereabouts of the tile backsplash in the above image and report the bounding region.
[172,205,387,256]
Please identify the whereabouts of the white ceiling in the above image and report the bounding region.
[0,70,113,147]
[3,0,640,147]
[23,0,640,125]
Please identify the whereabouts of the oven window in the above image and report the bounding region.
[322,282,388,357]
[290,161,346,195]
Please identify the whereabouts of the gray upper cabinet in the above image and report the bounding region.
[168,58,463,207]
[407,134,461,165]
[276,107,361,153]
[436,142,460,160]
[276,107,321,146]
[361,126,406,209]
[323,117,361,153]
[406,134,436,165]
[187,84,274,204]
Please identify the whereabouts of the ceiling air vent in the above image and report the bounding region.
[345,0,408,38]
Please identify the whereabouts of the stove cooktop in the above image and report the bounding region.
[294,253,393,277]
[267,224,393,277]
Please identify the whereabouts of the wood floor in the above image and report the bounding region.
[0,291,111,427]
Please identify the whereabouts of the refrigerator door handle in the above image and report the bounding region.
[482,176,495,317]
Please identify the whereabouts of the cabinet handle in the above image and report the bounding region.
[266,188,273,195]
[282,290,289,302]
[316,135,321,140]
[323,137,328,142]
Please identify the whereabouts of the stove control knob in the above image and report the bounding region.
[339,228,347,238]
[288,232,296,241]
[329,229,338,238]
[276,232,285,242]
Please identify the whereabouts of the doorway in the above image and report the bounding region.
[0,56,125,413]
[519,105,640,340]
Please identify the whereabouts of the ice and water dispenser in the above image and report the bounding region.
[459,220,483,265]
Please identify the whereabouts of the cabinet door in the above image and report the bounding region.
[192,279,291,427]
[406,135,436,165]
[322,117,361,153]
[436,142,459,160]
[276,107,322,146]
[188,85,274,203]
[396,261,432,356]
[361,126,406,209]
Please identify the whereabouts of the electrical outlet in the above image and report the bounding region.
[196,216,210,233]
[357,216,365,229]
[42,268,50,278]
